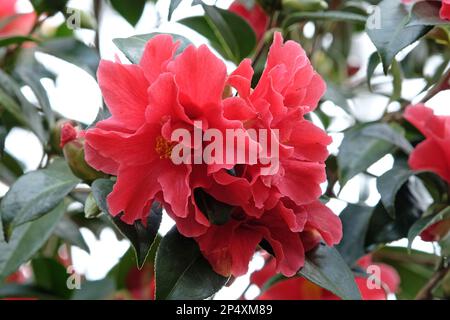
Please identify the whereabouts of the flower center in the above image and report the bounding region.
[155,136,176,159]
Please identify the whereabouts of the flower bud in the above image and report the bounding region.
[60,122,107,182]
[84,192,102,219]
[420,219,450,242]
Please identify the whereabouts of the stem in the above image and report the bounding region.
[415,259,450,300]
[94,0,102,53]
[421,67,450,103]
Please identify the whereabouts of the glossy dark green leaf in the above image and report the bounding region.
[168,0,183,20]
[113,33,192,64]
[366,0,432,73]
[0,152,24,185]
[367,51,380,91]
[31,257,72,299]
[155,226,228,300]
[194,189,233,225]
[110,0,146,26]
[38,38,100,76]
[338,123,397,187]
[0,35,38,47]
[377,163,414,218]
[390,59,403,101]
[408,206,450,249]
[336,204,374,266]
[362,123,413,154]
[323,83,352,114]
[31,0,68,15]
[0,159,79,235]
[298,244,361,300]
[53,216,90,253]
[179,4,257,63]
[0,201,65,282]
[0,69,47,143]
[283,10,367,29]
[91,178,162,268]
[71,278,116,300]
[366,181,427,248]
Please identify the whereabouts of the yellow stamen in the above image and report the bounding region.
[155,136,176,159]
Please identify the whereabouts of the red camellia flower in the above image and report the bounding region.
[402,0,450,20]
[0,0,36,38]
[85,34,254,237]
[195,33,341,277]
[404,104,450,184]
[229,1,269,41]
[86,32,341,278]
[250,255,400,300]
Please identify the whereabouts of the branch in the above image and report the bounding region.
[415,260,450,300]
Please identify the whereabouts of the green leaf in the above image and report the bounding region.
[408,206,450,249]
[283,10,367,29]
[336,204,374,266]
[366,181,427,248]
[377,167,413,218]
[0,159,80,235]
[91,179,162,268]
[31,0,68,15]
[194,189,233,225]
[367,51,380,91]
[373,246,437,300]
[179,4,257,64]
[113,33,192,64]
[361,123,413,154]
[0,69,47,143]
[71,278,116,300]
[322,83,352,114]
[0,152,24,185]
[53,216,90,253]
[0,283,60,299]
[337,123,397,186]
[390,59,403,101]
[366,0,432,73]
[110,0,146,26]
[0,201,66,282]
[155,226,228,300]
[38,38,100,76]
[168,0,183,20]
[0,35,38,47]
[31,257,72,299]
[298,244,361,300]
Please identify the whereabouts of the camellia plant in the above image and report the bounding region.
[0,0,449,301]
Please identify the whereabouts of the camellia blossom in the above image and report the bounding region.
[86,32,341,278]
[0,0,36,38]
[405,104,450,243]
[402,0,450,20]
[195,33,341,277]
[249,255,400,300]
[404,104,450,184]
[85,34,255,237]
[229,0,269,41]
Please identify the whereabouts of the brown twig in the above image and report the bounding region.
[93,0,102,53]
[415,259,450,300]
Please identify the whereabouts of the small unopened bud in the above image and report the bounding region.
[420,219,450,242]
[84,192,102,219]
[60,122,107,183]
